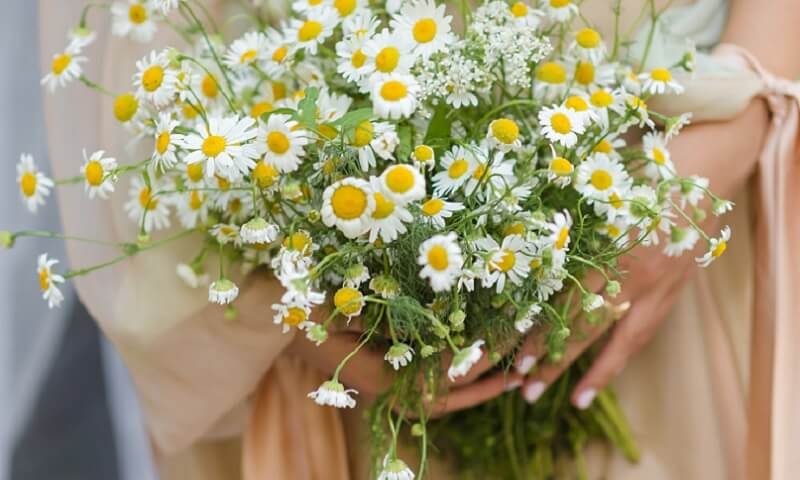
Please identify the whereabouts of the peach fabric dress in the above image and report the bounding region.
[39,0,799,479]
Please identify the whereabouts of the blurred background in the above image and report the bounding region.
[0,3,158,480]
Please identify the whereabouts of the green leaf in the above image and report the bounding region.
[423,103,452,153]
[260,107,297,124]
[332,107,373,130]
[397,124,412,161]
[298,86,320,128]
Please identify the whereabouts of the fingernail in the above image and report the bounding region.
[504,378,523,392]
[523,381,546,403]
[516,355,536,375]
[575,388,597,410]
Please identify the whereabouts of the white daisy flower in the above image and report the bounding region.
[321,177,375,238]
[292,0,328,14]
[272,303,314,333]
[570,60,616,91]
[420,197,464,228]
[336,35,372,84]
[343,264,370,287]
[256,114,309,173]
[664,226,700,257]
[447,339,485,381]
[210,223,241,245]
[67,26,97,51]
[111,0,157,43]
[548,210,572,260]
[696,226,730,267]
[642,132,676,179]
[571,28,606,64]
[639,67,684,95]
[379,164,425,205]
[240,217,279,244]
[538,105,586,148]
[678,175,709,208]
[367,178,413,243]
[509,2,544,27]
[37,253,65,309]
[582,292,605,312]
[433,144,479,195]
[487,118,522,152]
[411,144,435,170]
[41,44,86,93]
[417,232,463,292]
[713,198,735,216]
[540,0,578,22]
[343,11,380,39]
[16,154,53,213]
[547,155,574,187]
[627,185,668,246]
[224,31,268,71]
[587,87,621,128]
[363,29,415,76]
[308,380,358,408]
[134,50,178,108]
[378,456,415,480]
[384,343,414,370]
[261,29,295,78]
[464,147,515,197]
[182,116,259,180]
[349,120,398,171]
[81,150,118,199]
[333,286,365,319]
[208,278,239,305]
[151,112,183,171]
[575,154,631,203]
[534,61,569,98]
[391,0,454,59]
[476,235,533,293]
[563,94,599,125]
[370,73,419,119]
[289,7,337,54]
[515,304,542,334]
[176,263,209,289]
[331,0,366,19]
[124,176,171,233]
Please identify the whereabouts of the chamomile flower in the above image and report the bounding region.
[81,150,118,199]
[378,456,415,480]
[337,35,372,84]
[509,2,543,27]
[713,198,735,216]
[182,116,259,180]
[696,226,730,267]
[289,7,337,54]
[379,164,425,205]
[240,217,279,244]
[224,31,267,71]
[587,87,620,128]
[371,74,419,119]
[208,278,239,305]
[384,343,414,370]
[515,304,542,334]
[571,28,606,64]
[539,106,586,148]
[175,190,209,228]
[627,185,668,245]
[478,235,533,293]
[343,11,380,38]
[349,120,398,171]
[391,0,454,59]
[67,27,97,50]
[569,59,615,91]
[678,175,709,208]
[111,0,157,43]
[411,144,435,170]
[16,154,53,213]
[134,51,178,108]
[256,114,309,173]
[563,94,599,125]
[210,223,241,245]
[151,112,182,171]
[420,198,464,228]
[153,0,179,15]
[124,176,171,233]
[37,254,65,309]
[418,232,463,292]
[575,154,631,203]
[272,303,314,333]
[433,145,479,195]
[534,61,569,98]
[308,380,358,408]
[331,0,367,19]
[540,0,578,22]
[487,118,522,152]
[547,210,572,259]
[321,178,376,238]
[640,67,684,95]
[664,226,700,257]
[547,155,574,187]
[447,339,485,381]
[464,147,514,197]
[333,286,365,319]
[41,45,86,93]
[176,263,209,289]
[363,29,415,76]
[367,178,413,243]
[261,29,295,78]
[642,132,676,179]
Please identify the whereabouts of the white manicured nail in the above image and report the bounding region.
[516,355,536,375]
[575,388,597,410]
[504,378,523,392]
[524,381,546,403]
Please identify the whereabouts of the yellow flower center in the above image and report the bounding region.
[272,46,288,62]
[216,175,230,191]
[284,231,312,254]
[529,257,542,269]
[352,121,374,147]
[189,191,204,210]
[427,245,449,271]
[51,54,72,75]
[590,169,613,190]
[250,101,273,118]
[549,0,570,7]
[380,80,407,101]
[129,4,147,24]
[156,132,170,155]
[375,46,400,73]
[351,49,367,68]
[334,287,363,315]
[228,198,242,214]
[576,28,601,48]
[565,96,589,112]
[298,20,323,42]
[652,148,666,165]
[331,184,368,219]
[555,227,569,250]
[590,89,613,108]
[609,192,623,209]
[550,113,572,134]
[186,162,204,182]
[510,2,529,17]
[472,163,488,180]
[650,67,672,82]
[492,249,516,272]
[372,192,395,219]
[138,186,158,210]
[593,139,614,154]
[253,161,279,188]
[503,223,526,236]
[448,158,469,179]
[267,131,291,154]
[334,0,357,16]
[202,135,227,157]
[38,269,50,292]
[20,172,37,197]
[491,118,520,144]
[239,49,258,64]
[537,62,567,84]
[574,62,595,86]
[550,157,573,176]
[422,198,444,216]
[284,307,307,326]
[606,223,621,237]
[629,96,647,111]
[182,103,199,120]
[712,240,727,258]
[318,124,338,140]
[385,166,415,193]
[414,145,433,162]
[412,18,437,43]
[142,66,164,92]
[272,82,287,100]
[201,74,218,98]
[84,161,104,186]
[114,93,139,122]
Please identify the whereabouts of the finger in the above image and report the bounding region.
[429,371,524,418]
[449,335,520,387]
[513,327,547,375]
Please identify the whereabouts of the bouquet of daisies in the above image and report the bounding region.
[12,0,735,478]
